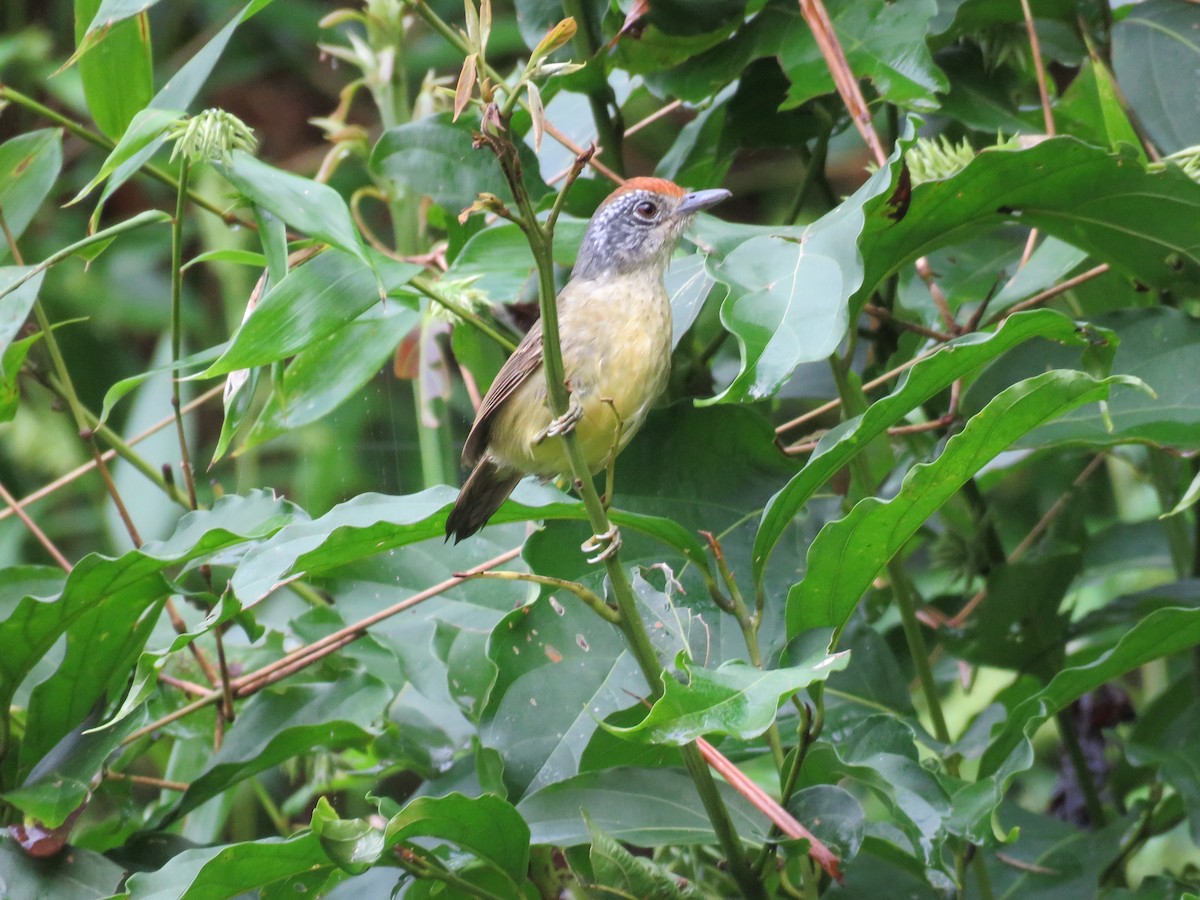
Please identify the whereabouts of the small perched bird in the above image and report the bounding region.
[445,177,731,544]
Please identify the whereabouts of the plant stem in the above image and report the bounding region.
[171,158,199,509]
[1056,708,1107,828]
[889,560,951,746]
[561,0,624,174]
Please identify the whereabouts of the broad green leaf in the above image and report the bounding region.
[3,709,145,827]
[163,669,390,822]
[446,218,587,303]
[1126,679,1200,843]
[980,605,1200,778]
[239,297,420,452]
[69,107,184,204]
[608,652,847,745]
[117,833,337,899]
[229,484,712,605]
[480,595,644,798]
[1113,0,1200,154]
[780,0,947,112]
[786,785,866,863]
[182,248,268,271]
[385,793,531,883]
[754,310,1102,582]
[371,115,550,214]
[787,370,1138,639]
[965,308,1200,449]
[201,251,419,377]
[74,0,152,139]
[799,717,949,865]
[856,139,1200,303]
[216,151,370,265]
[0,130,63,263]
[0,492,294,781]
[707,122,915,403]
[0,836,126,898]
[517,767,768,847]
[0,267,46,354]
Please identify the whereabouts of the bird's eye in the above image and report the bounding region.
[633,200,659,221]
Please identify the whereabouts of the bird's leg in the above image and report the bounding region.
[533,395,584,445]
[581,524,621,564]
[599,398,625,509]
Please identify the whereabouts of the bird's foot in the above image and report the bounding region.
[581,525,621,564]
[534,400,584,445]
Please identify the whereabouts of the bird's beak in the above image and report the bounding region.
[677,188,731,216]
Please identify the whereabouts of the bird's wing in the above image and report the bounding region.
[462,319,544,466]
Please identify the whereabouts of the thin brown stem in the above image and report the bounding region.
[1020,0,1056,137]
[864,304,955,342]
[0,480,72,571]
[987,264,1110,326]
[105,772,190,792]
[775,354,923,436]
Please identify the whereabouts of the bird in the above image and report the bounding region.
[444,177,731,549]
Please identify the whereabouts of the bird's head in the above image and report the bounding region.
[573,177,731,280]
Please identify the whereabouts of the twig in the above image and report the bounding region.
[122,545,524,746]
[105,772,190,792]
[1020,0,1056,137]
[696,737,842,882]
[0,480,72,571]
[864,304,955,342]
[987,264,1110,325]
[775,355,924,437]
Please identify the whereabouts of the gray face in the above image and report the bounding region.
[572,189,693,280]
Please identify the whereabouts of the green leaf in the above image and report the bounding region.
[239,297,420,452]
[0,836,126,898]
[786,785,866,863]
[216,151,370,265]
[0,491,294,784]
[754,309,1103,582]
[117,833,336,899]
[965,309,1200,449]
[163,669,390,823]
[586,814,697,898]
[780,0,947,112]
[856,138,1200,301]
[83,0,164,34]
[980,605,1200,778]
[201,250,419,377]
[74,0,153,139]
[229,484,711,605]
[609,653,848,745]
[69,106,185,204]
[385,793,531,883]
[707,122,915,403]
[480,595,643,798]
[446,218,587,303]
[0,329,46,422]
[1112,0,1200,154]
[0,267,46,354]
[518,767,768,847]
[371,115,550,214]
[0,130,63,263]
[787,370,1138,639]
[1056,59,1143,156]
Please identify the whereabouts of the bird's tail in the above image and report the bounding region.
[445,458,523,542]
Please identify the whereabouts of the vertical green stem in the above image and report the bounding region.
[561,0,624,174]
[171,158,198,509]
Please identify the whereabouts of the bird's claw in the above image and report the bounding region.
[581,525,621,564]
[534,402,584,445]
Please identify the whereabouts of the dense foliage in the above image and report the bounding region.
[1,0,1199,896]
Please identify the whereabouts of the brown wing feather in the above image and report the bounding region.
[462,320,544,466]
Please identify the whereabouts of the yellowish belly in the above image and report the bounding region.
[488,280,671,477]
